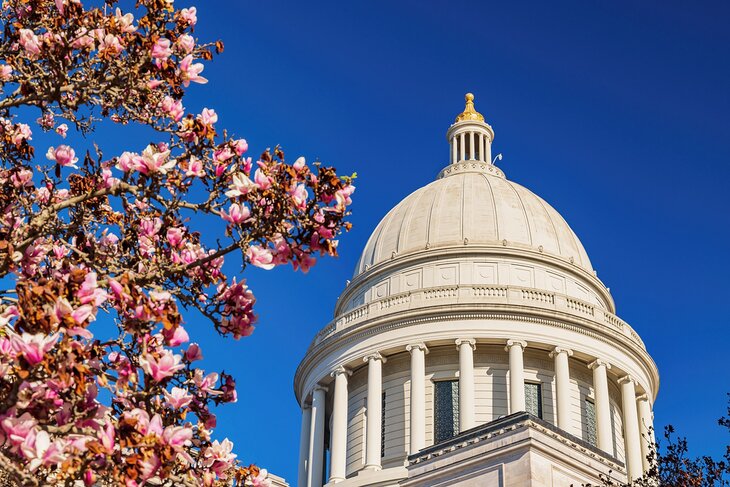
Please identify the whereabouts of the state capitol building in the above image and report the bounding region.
[291,95,658,487]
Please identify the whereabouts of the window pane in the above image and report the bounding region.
[585,398,597,446]
[525,382,543,419]
[434,380,460,443]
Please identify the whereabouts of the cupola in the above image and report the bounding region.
[446,93,495,165]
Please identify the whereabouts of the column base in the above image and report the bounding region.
[361,464,383,472]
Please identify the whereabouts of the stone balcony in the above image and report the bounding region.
[307,284,645,354]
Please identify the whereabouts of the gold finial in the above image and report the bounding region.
[455,92,485,122]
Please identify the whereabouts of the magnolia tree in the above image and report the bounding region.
[0,0,355,485]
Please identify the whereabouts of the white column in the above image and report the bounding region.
[308,385,327,487]
[588,359,613,454]
[619,375,643,481]
[451,136,457,164]
[469,131,475,160]
[406,343,428,454]
[329,367,351,483]
[550,347,573,431]
[485,135,492,164]
[637,394,655,474]
[455,338,476,431]
[459,132,465,161]
[480,134,486,162]
[298,404,312,487]
[505,340,527,413]
[364,352,386,470]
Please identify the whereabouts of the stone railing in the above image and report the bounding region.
[306,284,645,352]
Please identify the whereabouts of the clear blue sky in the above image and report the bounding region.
[80,0,730,481]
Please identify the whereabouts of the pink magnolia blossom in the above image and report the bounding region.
[197,108,218,126]
[253,168,271,190]
[116,151,138,172]
[99,34,124,57]
[151,37,172,65]
[220,203,250,224]
[179,55,207,86]
[162,325,189,347]
[160,96,185,122]
[45,145,78,168]
[166,227,184,248]
[20,429,67,471]
[138,453,161,481]
[293,250,317,274]
[10,168,32,188]
[135,145,175,174]
[0,64,12,81]
[176,34,195,53]
[139,349,184,382]
[193,370,220,395]
[335,184,356,210]
[140,217,162,237]
[99,421,115,452]
[185,156,204,177]
[114,8,136,32]
[55,123,68,138]
[289,183,308,211]
[18,29,41,56]
[201,439,237,476]
[162,425,192,450]
[213,147,233,164]
[78,272,109,307]
[164,387,193,409]
[293,156,307,171]
[246,245,275,270]
[1,413,37,448]
[179,7,197,25]
[11,332,59,366]
[185,343,203,362]
[11,123,31,146]
[225,173,256,197]
[232,139,248,156]
[252,469,272,487]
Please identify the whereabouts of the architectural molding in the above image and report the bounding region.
[455,338,477,350]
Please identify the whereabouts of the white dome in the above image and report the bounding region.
[355,163,593,276]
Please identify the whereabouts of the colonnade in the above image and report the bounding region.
[298,339,654,486]
[449,130,492,165]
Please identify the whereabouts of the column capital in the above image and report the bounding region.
[618,374,636,386]
[455,338,476,350]
[313,384,329,394]
[636,393,650,403]
[363,352,387,364]
[302,403,311,411]
[505,339,527,351]
[588,359,612,371]
[406,343,429,354]
[549,346,573,358]
[331,366,352,378]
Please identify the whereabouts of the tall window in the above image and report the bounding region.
[585,398,597,446]
[524,382,543,419]
[434,380,459,443]
[381,391,386,457]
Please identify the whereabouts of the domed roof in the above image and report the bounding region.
[355,165,593,276]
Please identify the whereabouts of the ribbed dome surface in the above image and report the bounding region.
[355,169,592,276]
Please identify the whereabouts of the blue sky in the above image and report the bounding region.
[54,0,730,481]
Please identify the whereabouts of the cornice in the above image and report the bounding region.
[294,301,659,404]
